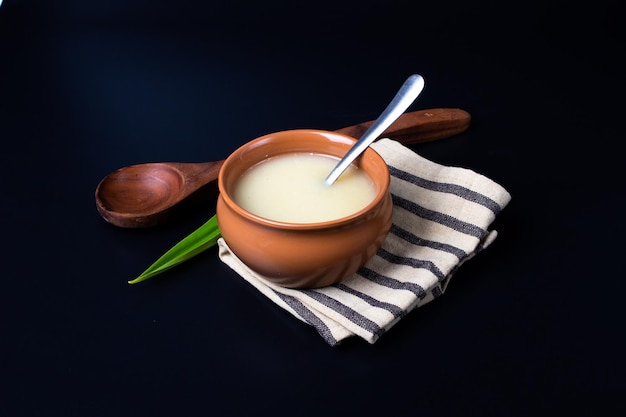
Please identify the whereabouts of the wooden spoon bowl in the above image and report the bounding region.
[96,161,224,228]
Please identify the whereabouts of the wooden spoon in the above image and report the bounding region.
[95,108,471,228]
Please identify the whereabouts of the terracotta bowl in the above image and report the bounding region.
[216,129,393,289]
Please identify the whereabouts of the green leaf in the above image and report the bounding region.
[128,215,222,284]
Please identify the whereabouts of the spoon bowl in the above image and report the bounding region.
[95,108,471,228]
[96,161,224,228]
[97,164,185,215]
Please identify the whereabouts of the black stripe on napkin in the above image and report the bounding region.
[335,282,406,319]
[388,165,504,215]
[274,291,338,346]
[376,248,447,282]
[392,194,486,239]
[300,289,386,339]
[389,224,467,260]
[357,266,428,297]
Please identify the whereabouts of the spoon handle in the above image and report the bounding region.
[338,107,470,145]
[184,107,469,190]
[325,74,425,185]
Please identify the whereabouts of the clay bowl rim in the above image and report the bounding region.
[217,129,391,231]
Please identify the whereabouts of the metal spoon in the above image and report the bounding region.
[95,107,470,228]
[324,74,425,185]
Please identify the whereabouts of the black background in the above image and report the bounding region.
[1,1,624,416]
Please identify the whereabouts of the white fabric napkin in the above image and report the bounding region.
[218,138,511,346]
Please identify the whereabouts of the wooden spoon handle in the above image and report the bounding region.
[337,108,471,144]
[181,108,469,192]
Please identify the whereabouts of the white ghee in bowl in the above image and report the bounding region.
[232,153,377,223]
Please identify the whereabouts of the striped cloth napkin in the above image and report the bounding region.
[218,138,511,346]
